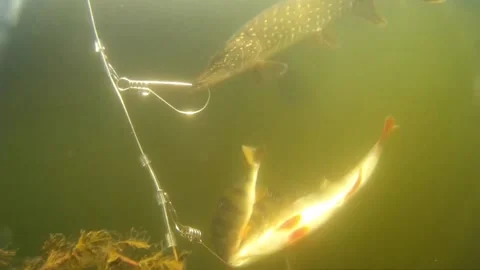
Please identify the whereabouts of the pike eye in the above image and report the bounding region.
[207,51,228,66]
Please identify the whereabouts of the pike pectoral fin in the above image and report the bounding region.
[353,0,387,27]
[316,31,339,49]
[253,60,289,83]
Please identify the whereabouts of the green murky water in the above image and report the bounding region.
[1,0,479,269]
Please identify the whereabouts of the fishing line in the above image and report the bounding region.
[85,0,208,261]
[164,193,229,265]
[85,2,210,115]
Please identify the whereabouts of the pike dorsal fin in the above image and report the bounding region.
[352,0,387,27]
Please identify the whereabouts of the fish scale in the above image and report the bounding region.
[193,0,359,90]
[194,0,443,90]
[238,0,353,58]
[210,146,263,262]
[227,117,399,268]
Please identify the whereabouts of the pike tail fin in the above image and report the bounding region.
[352,0,387,27]
[380,116,399,143]
[242,145,265,167]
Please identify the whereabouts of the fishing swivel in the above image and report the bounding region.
[139,153,203,244]
[162,191,203,244]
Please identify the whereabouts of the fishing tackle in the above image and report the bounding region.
[85,0,209,263]
[87,1,210,116]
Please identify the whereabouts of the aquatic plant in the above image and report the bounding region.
[0,248,16,266]
[0,228,188,270]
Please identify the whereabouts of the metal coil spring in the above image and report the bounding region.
[179,225,203,243]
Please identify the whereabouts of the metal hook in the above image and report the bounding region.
[114,76,211,116]
[117,77,193,92]
[86,0,209,116]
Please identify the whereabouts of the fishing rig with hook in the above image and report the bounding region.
[85,0,216,263]
[88,2,210,116]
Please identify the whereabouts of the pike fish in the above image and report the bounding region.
[210,145,264,262]
[228,116,399,267]
[192,0,444,91]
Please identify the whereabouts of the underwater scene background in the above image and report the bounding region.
[1,0,479,269]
